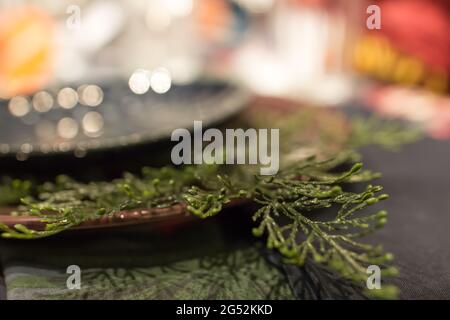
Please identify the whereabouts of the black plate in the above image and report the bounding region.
[0,80,249,179]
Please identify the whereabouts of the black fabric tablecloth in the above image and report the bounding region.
[359,138,450,299]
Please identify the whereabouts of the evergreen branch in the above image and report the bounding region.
[0,115,421,298]
[349,116,422,149]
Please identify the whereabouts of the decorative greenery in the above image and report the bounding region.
[349,116,422,149]
[0,113,421,299]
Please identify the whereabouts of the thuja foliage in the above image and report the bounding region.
[0,115,420,299]
[349,116,422,149]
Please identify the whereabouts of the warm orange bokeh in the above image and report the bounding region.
[0,6,55,98]
[194,0,232,42]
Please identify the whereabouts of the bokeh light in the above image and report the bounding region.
[150,67,172,94]
[129,69,151,95]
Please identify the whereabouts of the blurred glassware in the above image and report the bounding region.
[229,0,357,105]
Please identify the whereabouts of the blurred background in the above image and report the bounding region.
[0,0,449,163]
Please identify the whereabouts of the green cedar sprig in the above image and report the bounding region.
[0,116,421,298]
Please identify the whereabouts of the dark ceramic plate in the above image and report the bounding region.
[0,98,351,234]
[0,200,249,233]
[0,80,250,160]
[0,79,250,232]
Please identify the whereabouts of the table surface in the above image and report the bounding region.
[360,138,450,299]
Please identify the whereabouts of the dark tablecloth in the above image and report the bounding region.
[359,138,450,299]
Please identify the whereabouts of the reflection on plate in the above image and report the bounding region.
[0,80,250,160]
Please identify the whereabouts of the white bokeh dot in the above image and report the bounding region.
[150,68,172,94]
[129,69,151,95]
